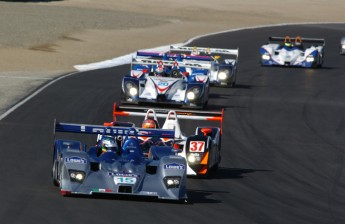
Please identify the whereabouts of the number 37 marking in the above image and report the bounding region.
[189,141,205,152]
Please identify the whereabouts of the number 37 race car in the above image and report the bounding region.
[111,103,224,177]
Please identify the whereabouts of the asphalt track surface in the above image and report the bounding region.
[1,24,345,224]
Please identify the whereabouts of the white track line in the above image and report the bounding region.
[0,72,78,121]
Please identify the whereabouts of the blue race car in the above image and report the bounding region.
[260,36,325,68]
[52,120,187,201]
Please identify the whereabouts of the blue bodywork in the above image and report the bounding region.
[52,122,187,201]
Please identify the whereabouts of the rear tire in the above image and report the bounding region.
[52,160,60,186]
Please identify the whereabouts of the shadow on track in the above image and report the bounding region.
[61,193,189,204]
[186,189,224,204]
[202,167,272,180]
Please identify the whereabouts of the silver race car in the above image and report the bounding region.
[260,36,325,68]
[52,120,187,201]
[169,46,239,87]
[111,103,223,177]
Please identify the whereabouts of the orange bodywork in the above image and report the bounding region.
[198,166,208,175]
[200,152,209,165]
[201,128,212,136]
[113,102,129,121]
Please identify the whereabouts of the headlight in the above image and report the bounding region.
[186,87,200,100]
[129,87,138,96]
[186,91,195,100]
[164,176,181,188]
[342,44,345,49]
[188,154,196,163]
[187,153,201,163]
[125,81,138,96]
[306,55,315,62]
[218,71,228,80]
[69,170,85,182]
[262,54,270,60]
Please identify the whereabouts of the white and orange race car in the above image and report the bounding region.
[109,103,224,177]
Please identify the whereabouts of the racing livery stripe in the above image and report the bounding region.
[155,84,170,92]
[200,151,209,165]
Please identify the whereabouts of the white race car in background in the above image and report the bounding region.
[169,46,239,87]
[260,36,325,68]
[340,37,345,55]
[121,58,211,109]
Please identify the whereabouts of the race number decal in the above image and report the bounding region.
[189,141,205,152]
[114,177,137,185]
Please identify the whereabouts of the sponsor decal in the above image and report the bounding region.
[65,157,87,164]
[138,131,151,135]
[125,141,137,149]
[158,81,169,87]
[164,163,185,170]
[144,191,158,195]
[91,128,128,135]
[92,127,107,133]
[108,172,139,178]
[176,112,193,116]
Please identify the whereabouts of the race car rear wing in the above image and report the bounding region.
[111,103,224,134]
[170,45,239,59]
[268,36,325,46]
[53,119,175,139]
[132,57,211,69]
[136,51,212,62]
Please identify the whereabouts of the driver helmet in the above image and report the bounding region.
[191,47,199,56]
[172,61,179,69]
[142,119,156,129]
[155,66,165,77]
[284,36,292,47]
[294,36,302,47]
[284,41,292,47]
[100,136,118,153]
[154,61,166,77]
